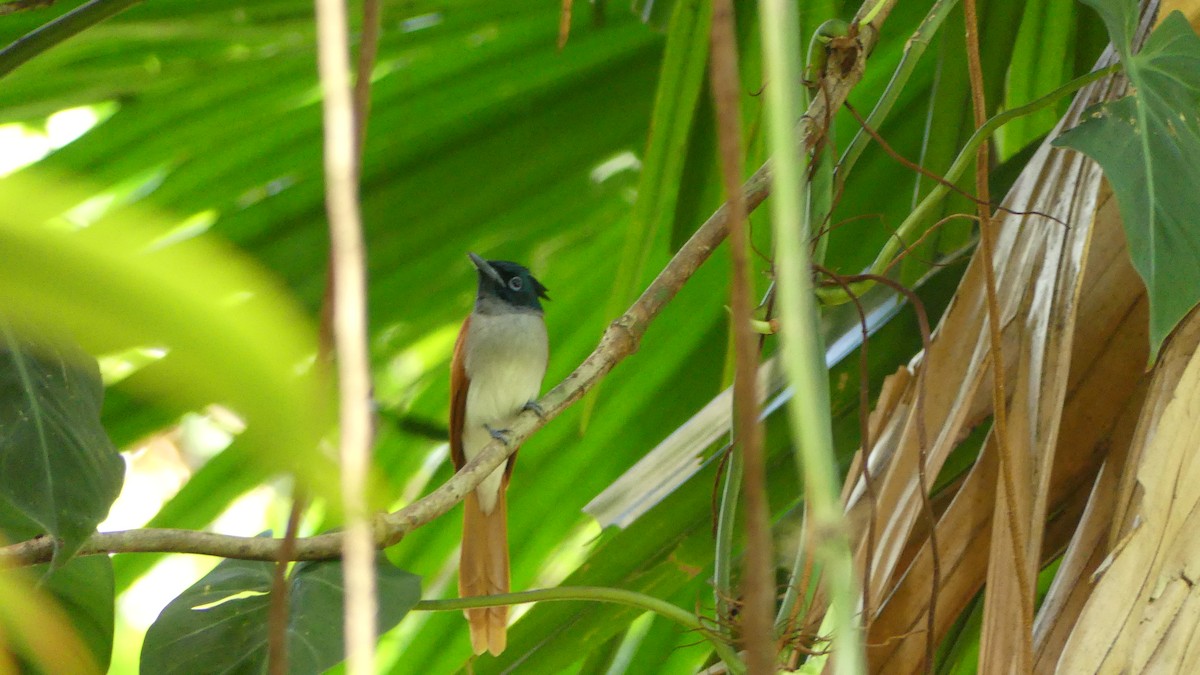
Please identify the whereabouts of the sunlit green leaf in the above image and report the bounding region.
[0,170,337,501]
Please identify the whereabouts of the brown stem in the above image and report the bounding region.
[962,0,1033,667]
[267,2,383,670]
[353,0,381,165]
[709,0,773,672]
[267,491,306,675]
[836,271,938,673]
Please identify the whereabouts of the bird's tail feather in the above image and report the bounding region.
[460,489,509,656]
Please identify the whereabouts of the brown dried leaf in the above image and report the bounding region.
[828,24,1156,675]
[867,183,1151,674]
[1055,306,1200,672]
[1031,186,1152,671]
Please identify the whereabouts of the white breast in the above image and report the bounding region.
[462,311,548,513]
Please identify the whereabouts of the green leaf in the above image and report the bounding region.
[0,561,106,675]
[605,0,712,346]
[1002,0,1078,158]
[1053,7,1200,353]
[0,507,115,672]
[0,323,123,562]
[34,556,116,671]
[139,554,420,675]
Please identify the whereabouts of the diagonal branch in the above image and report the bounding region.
[0,0,142,80]
[0,0,897,569]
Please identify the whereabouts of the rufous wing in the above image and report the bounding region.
[450,317,470,471]
[450,315,510,655]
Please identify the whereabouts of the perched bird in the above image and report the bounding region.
[450,252,549,656]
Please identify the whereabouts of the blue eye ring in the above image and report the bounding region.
[508,277,523,291]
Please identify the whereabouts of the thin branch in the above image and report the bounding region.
[835,0,959,194]
[963,0,1031,667]
[834,272,937,674]
[0,0,142,80]
[416,586,745,673]
[816,63,1119,306]
[267,493,305,675]
[842,101,1069,227]
[353,0,382,163]
[0,0,895,569]
[314,0,376,671]
[709,0,773,671]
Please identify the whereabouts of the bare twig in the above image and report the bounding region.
[835,272,937,673]
[353,0,382,163]
[709,0,773,671]
[963,0,1031,668]
[267,494,305,675]
[843,101,1069,229]
[0,0,895,569]
[314,0,376,670]
[0,0,141,80]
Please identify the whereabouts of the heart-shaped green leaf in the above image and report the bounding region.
[0,323,124,562]
[140,553,420,675]
[1054,5,1200,354]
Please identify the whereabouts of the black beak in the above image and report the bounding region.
[468,252,505,287]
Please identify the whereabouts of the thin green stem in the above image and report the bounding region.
[836,0,960,194]
[713,445,742,638]
[0,0,143,80]
[809,143,835,267]
[857,0,889,28]
[415,586,746,673]
[760,0,863,672]
[817,62,1120,306]
[774,505,809,629]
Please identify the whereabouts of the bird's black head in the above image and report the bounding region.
[469,252,549,313]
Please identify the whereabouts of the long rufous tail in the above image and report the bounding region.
[460,489,509,656]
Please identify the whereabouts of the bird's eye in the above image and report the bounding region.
[508,276,523,291]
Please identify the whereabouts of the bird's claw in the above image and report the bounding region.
[484,424,511,445]
[522,399,546,419]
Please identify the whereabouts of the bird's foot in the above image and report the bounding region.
[484,423,511,445]
[522,399,546,419]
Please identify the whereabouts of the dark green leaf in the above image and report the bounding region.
[0,508,115,672]
[1054,7,1200,353]
[0,323,123,562]
[140,554,420,675]
[34,556,116,671]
